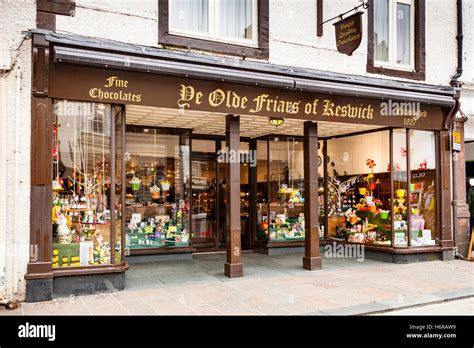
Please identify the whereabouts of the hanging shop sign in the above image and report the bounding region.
[333,12,363,56]
[49,64,446,131]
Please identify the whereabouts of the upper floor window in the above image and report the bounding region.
[367,0,425,80]
[169,0,258,47]
[374,0,414,69]
[158,0,269,59]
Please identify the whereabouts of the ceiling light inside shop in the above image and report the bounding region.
[269,117,285,127]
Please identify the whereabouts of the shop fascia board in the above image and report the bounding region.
[42,31,453,96]
[42,31,456,107]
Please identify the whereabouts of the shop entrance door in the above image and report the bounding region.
[217,149,251,251]
[191,152,218,250]
[190,139,251,251]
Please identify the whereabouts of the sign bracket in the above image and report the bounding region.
[318,1,369,29]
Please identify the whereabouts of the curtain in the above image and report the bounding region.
[170,0,209,33]
[374,0,389,62]
[219,0,253,40]
[396,3,411,65]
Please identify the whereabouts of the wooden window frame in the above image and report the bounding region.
[367,0,426,81]
[158,0,269,60]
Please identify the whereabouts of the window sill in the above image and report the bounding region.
[159,32,269,60]
[52,262,129,277]
[367,63,425,81]
[169,30,259,49]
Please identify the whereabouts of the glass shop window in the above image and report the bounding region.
[326,131,391,246]
[124,128,191,250]
[267,138,305,242]
[374,0,414,69]
[392,129,408,246]
[51,101,116,268]
[191,139,217,239]
[256,140,269,242]
[169,0,258,46]
[408,130,437,247]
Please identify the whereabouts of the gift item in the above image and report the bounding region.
[131,214,142,224]
[394,220,407,230]
[394,231,407,246]
[160,180,171,191]
[130,176,141,192]
[379,210,389,220]
[52,178,64,191]
[56,214,71,244]
[79,241,94,265]
[150,184,160,199]
[422,229,433,244]
[396,189,406,198]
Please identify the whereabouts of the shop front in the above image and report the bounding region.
[26,32,459,301]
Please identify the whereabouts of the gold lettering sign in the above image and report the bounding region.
[178,84,379,121]
[48,64,446,131]
[334,12,363,56]
[88,75,142,102]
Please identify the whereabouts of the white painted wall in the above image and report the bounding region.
[0,0,35,301]
[55,0,459,86]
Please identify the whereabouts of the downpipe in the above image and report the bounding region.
[13,65,20,295]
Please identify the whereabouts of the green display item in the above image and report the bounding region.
[52,243,80,266]
[285,237,305,241]
[379,211,389,220]
[127,241,189,249]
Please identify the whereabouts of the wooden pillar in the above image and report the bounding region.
[248,139,257,250]
[27,34,54,282]
[303,121,322,270]
[452,118,470,256]
[225,115,243,277]
[439,130,454,248]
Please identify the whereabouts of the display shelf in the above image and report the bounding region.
[75,222,111,225]
[61,208,88,212]
[127,241,189,249]
[270,237,304,241]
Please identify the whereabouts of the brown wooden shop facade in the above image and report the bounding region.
[25,32,462,301]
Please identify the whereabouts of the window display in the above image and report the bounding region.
[392,129,408,246]
[327,131,392,245]
[124,128,191,250]
[51,101,119,268]
[408,130,437,246]
[257,137,306,242]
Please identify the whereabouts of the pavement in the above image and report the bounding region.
[380,297,474,315]
[1,251,473,315]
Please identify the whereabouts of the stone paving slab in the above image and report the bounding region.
[1,252,473,315]
[379,297,474,315]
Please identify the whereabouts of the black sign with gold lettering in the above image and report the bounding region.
[334,12,363,56]
[48,64,446,131]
